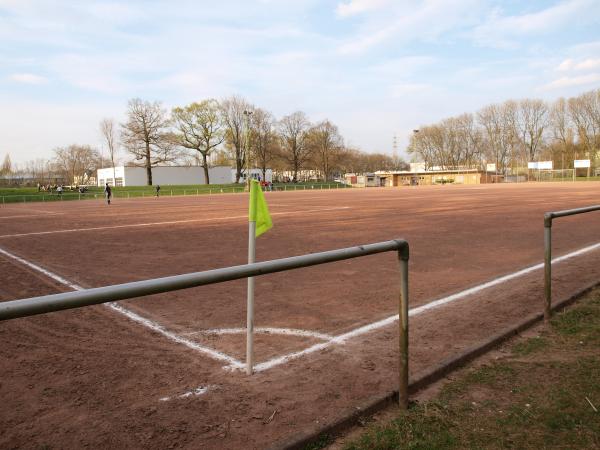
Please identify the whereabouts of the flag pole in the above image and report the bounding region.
[246,183,257,375]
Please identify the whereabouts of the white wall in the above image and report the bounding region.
[141,167,205,186]
[97,166,236,186]
[123,167,148,186]
[209,166,231,184]
[97,166,126,186]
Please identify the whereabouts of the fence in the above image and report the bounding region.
[0,183,351,204]
[0,239,411,408]
[544,205,600,320]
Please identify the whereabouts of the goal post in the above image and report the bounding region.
[533,169,575,182]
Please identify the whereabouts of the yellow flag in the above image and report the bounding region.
[249,179,272,237]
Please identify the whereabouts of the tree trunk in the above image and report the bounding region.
[202,153,210,184]
[145,143,152,185]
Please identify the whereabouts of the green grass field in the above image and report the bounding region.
[0,182,350,204]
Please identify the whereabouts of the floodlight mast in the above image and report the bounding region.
[243,110,253,191]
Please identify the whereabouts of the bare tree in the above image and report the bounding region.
[221,95,253,182]
[53,145,100,185]
[279,111,311,182]
[172,99,225,184]
[100,118,119,183]
[568,89,600,176]
[518,99,549,162]
[477,102,518,172]
[549,97,576,169]
[249,108,278,181]
[306,120,343,181]
[120,98,174,185]
[0,153,11,176]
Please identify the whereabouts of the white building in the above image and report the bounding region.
[234,168,273,183]
[97,166,232,187]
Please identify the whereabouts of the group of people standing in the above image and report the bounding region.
[103,183,161,205]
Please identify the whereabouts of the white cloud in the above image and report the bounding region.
[337,0,483,54]
[472,0,600,48]
[558,57,600,71]
[390,83,430,97]
[543,73,600,90]
[575,58,600,70]
[336,0,390,18]
[9,73,47,84]
[558,59,574,71]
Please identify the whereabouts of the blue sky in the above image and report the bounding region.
[1,0,600,164]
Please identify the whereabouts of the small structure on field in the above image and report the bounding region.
[345,169,500,187]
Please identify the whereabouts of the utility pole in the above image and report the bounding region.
[244,110,253,191]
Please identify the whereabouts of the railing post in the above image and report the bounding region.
[398,243,409,410]
[544,214,553,321]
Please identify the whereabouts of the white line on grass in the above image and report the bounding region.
[0,246,245,369]
[241,241,600,373]
[0,206,350,238]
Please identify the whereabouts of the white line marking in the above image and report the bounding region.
[0,207,350,238]
[0,207,62,215]
[185,327,333,340]
[4,239,599,374]
[159,385,210,402]
[240,240,600,372]
[0,214,65,219]
[0,247,245,369]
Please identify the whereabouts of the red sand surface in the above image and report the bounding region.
[1,182,600,449]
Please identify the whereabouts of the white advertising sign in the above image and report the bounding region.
[574,159,591,168]
[528,161,553,170]
[486,163,496,172]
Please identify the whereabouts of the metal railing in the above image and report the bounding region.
[544,205,600,320]
[0,239,410,408]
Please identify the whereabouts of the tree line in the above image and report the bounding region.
[0,96,406,186]
[117,96,406,185]
[408,88,600,176]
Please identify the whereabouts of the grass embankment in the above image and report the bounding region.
[0,182,349,203]
[343,287,600,450]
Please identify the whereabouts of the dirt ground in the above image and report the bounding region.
[1,182,599,449]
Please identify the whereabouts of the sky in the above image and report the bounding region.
[1,0,600,164]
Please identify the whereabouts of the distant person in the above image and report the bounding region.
[37,182,41,192]
[57,185,63,197]
[155,185,161,197]
[104,183,112,205]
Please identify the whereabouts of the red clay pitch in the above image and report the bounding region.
[1,182,600,449]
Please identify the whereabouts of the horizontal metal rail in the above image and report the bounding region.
[544,205,600,320]
[0,239,407,320]
[0,238,410,407]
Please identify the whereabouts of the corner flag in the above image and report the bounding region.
[249,179,272,237]
[246,179,272,374]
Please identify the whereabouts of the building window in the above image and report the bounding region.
[99,179,105,186]
[115,177,124,187]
